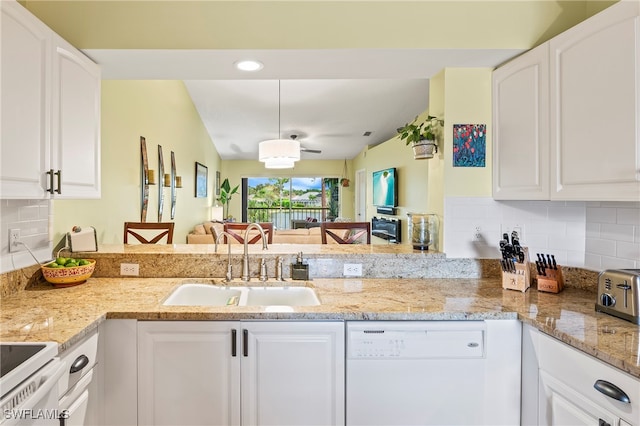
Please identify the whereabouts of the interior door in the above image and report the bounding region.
[355,168,366,222]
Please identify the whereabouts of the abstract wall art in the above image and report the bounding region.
[453,124,486,167]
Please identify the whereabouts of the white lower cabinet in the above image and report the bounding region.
[523,324,640,426]
[137,321,345,426]
[58,329,99,426]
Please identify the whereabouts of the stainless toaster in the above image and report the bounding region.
[595,269,640,324]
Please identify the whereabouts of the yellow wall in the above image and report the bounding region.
[23,1,612,50]
[220,159,354,222]
[53,80,220,244]
[442,68,494,197]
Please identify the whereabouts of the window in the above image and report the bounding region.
[242,177,340,229]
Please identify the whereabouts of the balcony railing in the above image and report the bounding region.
[247,207,330,230]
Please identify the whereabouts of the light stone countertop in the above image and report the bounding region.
[0,276,639,379]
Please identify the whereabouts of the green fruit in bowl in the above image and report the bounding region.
[78,259,90,266]
[55,257,67,266]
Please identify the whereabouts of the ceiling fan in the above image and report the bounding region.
[290,134,322,154]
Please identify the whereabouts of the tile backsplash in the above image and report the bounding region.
[444,197,639,270]
[0,199,52,273]
[585,201,640,270]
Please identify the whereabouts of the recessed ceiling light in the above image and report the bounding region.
[235,60,264,72]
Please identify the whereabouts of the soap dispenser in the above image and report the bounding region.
[291,252,309,280]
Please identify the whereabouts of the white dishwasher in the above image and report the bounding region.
[346,320,521,425]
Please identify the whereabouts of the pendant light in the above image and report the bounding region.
[259,81,300,169]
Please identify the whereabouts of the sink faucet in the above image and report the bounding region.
[241,223,268,282]
[214,231,234,282]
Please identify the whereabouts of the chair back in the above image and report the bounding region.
[124,222,174,244]
[321,222,371,244]
[223,223,273,244]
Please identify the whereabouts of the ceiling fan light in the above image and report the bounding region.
[259,138,301,164]
[264,158,295,169]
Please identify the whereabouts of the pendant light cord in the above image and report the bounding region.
[278,80,281,139]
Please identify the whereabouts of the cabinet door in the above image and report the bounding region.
[550,1,640,201]
[51,34,101,199]
[539,370,619,426]
[493,43,550,200]
[0,0,51,199]
[241,321,345,426]
[137,321,241,426]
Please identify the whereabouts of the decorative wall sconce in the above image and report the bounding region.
[140,136,150,222]
[158,145,165,222]
[163,173,171,187]
[147,170,156,185]
[175,176,182,188]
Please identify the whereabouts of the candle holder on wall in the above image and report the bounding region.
[158,145,165,222]
[170,151,177,220]
[140,136,150,222]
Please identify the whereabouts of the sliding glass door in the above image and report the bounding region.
[243,177,339,229]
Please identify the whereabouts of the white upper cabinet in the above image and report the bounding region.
[493,0,640,201]
[0,0,100,199]
[493,43,550,200]
[51,34,101,199]
[550,0,639,201]
[1,0,51,198]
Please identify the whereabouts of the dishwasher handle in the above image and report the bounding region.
[593,379,630,404]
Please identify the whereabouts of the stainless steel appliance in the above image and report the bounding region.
[346,320,521,425]
[595,269,640,324]
[0,342,65,426]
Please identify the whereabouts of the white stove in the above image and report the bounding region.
[0,342,64,426]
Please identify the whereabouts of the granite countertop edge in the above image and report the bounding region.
[1,277,638,380]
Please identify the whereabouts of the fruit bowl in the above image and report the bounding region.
[41,259,96,287]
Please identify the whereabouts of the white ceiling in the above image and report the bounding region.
[87,48,525,160]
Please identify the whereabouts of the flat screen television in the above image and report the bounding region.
[372,167,398,207]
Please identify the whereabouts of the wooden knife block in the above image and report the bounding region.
[501,247,531,292]
[537,266,564,294]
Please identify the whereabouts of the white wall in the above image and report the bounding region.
[444,197,639,271]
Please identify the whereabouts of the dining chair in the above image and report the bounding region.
[321,222,371,244]
[124,222,174,244]
[223,222,273,244]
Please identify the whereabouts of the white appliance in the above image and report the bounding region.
[0,342,65,426]
[346,320,521,425]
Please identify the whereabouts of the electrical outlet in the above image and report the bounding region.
[344,263,363,277]
[473,226,482,242]
[501,224,524,241]
[120,263,139,276]
[8,229,21,253]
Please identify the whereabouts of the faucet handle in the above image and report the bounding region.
[275,256,284,281]
[225,264,233,282]
[259,258,268,282]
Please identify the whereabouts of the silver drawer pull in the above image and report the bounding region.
[70,354,89,374]
[593,379,630,404]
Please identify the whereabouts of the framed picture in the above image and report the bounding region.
[195,162,207,198]
[216,171,221,196]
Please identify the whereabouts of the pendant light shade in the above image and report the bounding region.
[259,81,300,169]
[259,138,300,169]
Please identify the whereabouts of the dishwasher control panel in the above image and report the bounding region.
[347,321,485,359]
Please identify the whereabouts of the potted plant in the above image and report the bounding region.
[217,178,239,220]
[340,178,350,187]
[397,115,444,159]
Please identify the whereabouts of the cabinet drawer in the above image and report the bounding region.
[538,332,639,420]
[58,330,98,397]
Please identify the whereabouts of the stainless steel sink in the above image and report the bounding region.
[162,282,320,307]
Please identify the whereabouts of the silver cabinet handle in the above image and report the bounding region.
[593,379,630,404]
[70,354,89,373]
